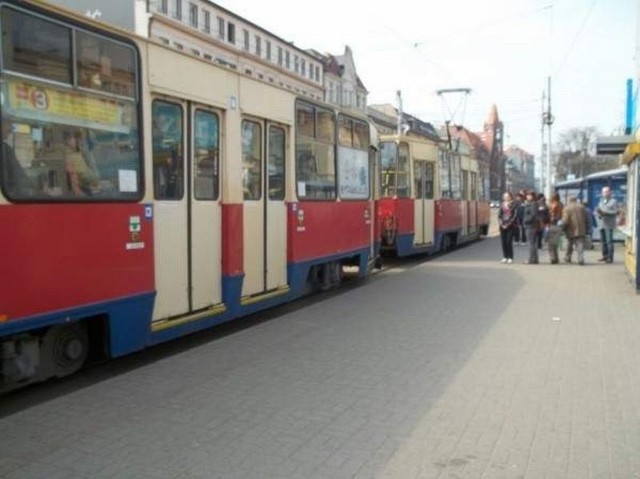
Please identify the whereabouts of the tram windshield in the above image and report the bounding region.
[0,6,142,202]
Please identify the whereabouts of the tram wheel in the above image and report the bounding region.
[40,323,89,378]
[442,235,451,252]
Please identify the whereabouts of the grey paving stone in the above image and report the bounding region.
[1,240,640,479]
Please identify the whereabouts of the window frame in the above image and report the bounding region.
[295,100,336,201]
[188,2,197,27]
[241,119,262,201]
[193,108,220,201]
[0,4,145,203]
[268,124,286,201]
[152,99,184,201]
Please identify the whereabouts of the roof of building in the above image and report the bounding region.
[308,46,368,92]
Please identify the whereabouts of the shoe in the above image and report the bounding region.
[507,259,513,264]
[564,258,572,264]
[523,260,539,264]
[605,259,613,264]
[501,258,508,263]
[578,261,584,266]
[550,260,558,264]
[598,257,606,262]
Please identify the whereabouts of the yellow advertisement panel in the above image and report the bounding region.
[3,79,133,134]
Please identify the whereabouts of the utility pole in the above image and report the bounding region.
[540,88,546,195]
[542,76,554,198]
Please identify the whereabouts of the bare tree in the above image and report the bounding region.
[553,127,619,181]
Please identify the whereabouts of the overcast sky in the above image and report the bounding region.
[218,0,636,160]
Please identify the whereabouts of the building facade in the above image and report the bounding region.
[309,46,368,113]
[48,0,325,101]
[504,145,535,193]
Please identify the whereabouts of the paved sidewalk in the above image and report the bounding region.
[1,238,639,479]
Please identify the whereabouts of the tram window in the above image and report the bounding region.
[425,163,434,200]
[317,109,335,143]
[153,101,184,200]
[396,143,410,198]
[295,102,335,200]
[1,84,142,201]
[379,142,397,198]
[439,149,451,198]
[296,105,314,138]
[242,120,262,200]
[450,154,461,200]
[414,163,423,199]
[1,8,72,84]
[193,110,219,201]
[76,31,136,98]
[353,121,368,149]
[470,172,477,200]
[338,116,352,147]
[337,116,369,200]
[268,126,285,200]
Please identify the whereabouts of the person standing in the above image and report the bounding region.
[514,191,526,245]
[522,190,540,264]
[498,191,516,264]
[547,193,564,264]
[536,193,549,249]
[562,195,587,265]
[596,186,618,263]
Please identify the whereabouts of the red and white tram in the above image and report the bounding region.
[0,0,374,391]
[375,132,490,257]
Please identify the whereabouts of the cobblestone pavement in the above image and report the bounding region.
[1,238,639,479]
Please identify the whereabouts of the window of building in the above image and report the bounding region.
[255,35,261,56]
[204,53,212,61]
[188,3,197,27]
[153,100,184,200]
[243,29,249,51]
[266,40,271,61]
[227,22,235,44]
[294,55,299,73]
[295,101,336,200]
[191,49,200,56]
[203,10,210,33]
[301,59,306,77]
[193,110,219,200]
[158,0,168,14]
[242,120,261,200]
[315,66,320,82]
[174,0,182,20]
[285,50,290,69]
[217,16,224,39]
[277,46,283,65]
[174,42,183,51]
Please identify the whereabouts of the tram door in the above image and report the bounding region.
[242,119,287,297]
[151,100,222,320]
[413,161,435,245]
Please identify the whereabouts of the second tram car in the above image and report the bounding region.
[375,132,490,257]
